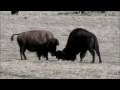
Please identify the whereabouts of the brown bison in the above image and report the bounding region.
[54,28,102,63]
[11,30,59,60]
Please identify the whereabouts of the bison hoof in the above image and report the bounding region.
[91,61,95,63]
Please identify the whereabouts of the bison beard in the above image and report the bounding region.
[11,30,59,60]
[54,28,102,63]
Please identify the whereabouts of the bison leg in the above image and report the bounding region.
[95,49,102,63]
[37,54,41,60]
[42,52,48,60]
[89,49,95,63]
[22,49,27,60]
[46,53,48,60]
[20,50,23,60]
[20,47,27,60]
[36,52,41,60]
[23,52,27,60]
[39,55,41,60]
[46,57,48,60]
[80,50,87,62]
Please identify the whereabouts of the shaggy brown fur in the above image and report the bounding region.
[11,30,59,60]
[54,28,102,63]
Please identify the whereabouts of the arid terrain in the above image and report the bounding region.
[0,11,120,79]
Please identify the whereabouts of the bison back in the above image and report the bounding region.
[17,30,54,51]
[64,28,96,52]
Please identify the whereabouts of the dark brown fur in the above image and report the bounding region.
[54,28,102,63]
[11,30,59,60]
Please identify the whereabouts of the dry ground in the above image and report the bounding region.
[0,11,120,79]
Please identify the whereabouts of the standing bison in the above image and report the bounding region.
[11,30,59,60]
[54,28,102,63]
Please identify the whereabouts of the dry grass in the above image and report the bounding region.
[0,11,120,79]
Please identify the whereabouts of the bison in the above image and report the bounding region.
[54,28,102,63]
[11,30,59,60]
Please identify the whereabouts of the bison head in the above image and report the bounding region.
[47,38,59,55]
[53,50,66,60]
[54,50,76,61]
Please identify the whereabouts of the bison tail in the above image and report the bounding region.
[11,34,19,41]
